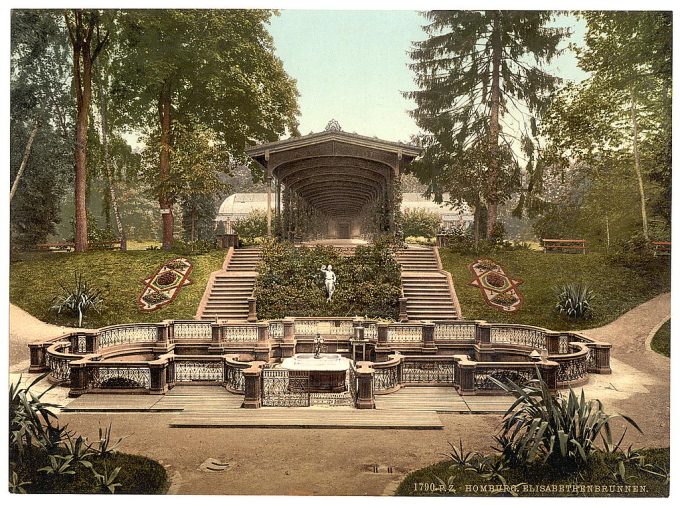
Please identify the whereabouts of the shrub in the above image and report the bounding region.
[232,210,267,244]
[50,272,104,327]
[492,368,641,468]
[402,208,441,238]
[555,283,595,320]
[171,239,216,255]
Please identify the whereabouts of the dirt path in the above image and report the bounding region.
[9,304,77,372]
[578,292,671,449]
[8,294,672,495]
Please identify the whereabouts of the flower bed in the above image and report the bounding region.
[469,258,524,312]
[138,257,193,311]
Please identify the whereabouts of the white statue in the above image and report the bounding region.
[320,264,337,302]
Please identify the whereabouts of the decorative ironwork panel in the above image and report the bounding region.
[174,322,212,340]
[473,367,534,391]
[98,325,158,349]
[347,363,357,402]
[556,355,589,383]
[373,365,399,392]
[364,324,378,340]
[490,327,546,350]
[224,364,245,392]
[402,360,454,384]
[77,335,87,353]
[294,320,319,336]
[434,323,477,341]
[309,392,354,406]
[558,336,570,354]
[269,322,284,339]
[174,360,223,382]
[47,353,70,382]
[90,367,151,389]
[331,321,354,336]
[387,326,422,343]
[222,326,258,343]
[262,369,310,407]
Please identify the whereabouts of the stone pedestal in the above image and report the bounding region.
[149,361,168,395]
[476,322,491,345]
[68,360,88,397]
[283,318,295,342]
[247,298,257,323]
[28,343,48,372]
[456,360,476,396]
[422,321,435,348]
[242,365,263,408]
[355,362,375,409]
[398,297,408,322]
[587,343,612,374]
[377,323,389,345]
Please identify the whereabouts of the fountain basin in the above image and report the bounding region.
[281,353,351,371]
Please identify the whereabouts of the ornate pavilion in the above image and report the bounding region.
[244,120,421,240]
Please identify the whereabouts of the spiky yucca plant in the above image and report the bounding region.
[492,369,641,467]
[50,272,104,327]
[555,283,595,320]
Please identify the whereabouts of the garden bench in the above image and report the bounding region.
[542,239,587,254]
[89,240,122,251]
[34,242,75,253]
[651,241,671,257]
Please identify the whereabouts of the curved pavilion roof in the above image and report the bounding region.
[245,122,421,218]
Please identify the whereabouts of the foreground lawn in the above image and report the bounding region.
[395,448,670,497]
[10,250,225,328]
[651,319,671,357]
[440,250,671,331]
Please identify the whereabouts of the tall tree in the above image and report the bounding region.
[406,11,566,236]
[544,11,672,241]
[63,10,111,252]
[112,10,299,249]
[10,10,72,249]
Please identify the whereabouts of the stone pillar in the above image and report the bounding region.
[587,343,612,374]
[283,318,295,341]
[257,322,269,343]
[149,361,168,395]
[377,323,389,345]
[422,321,436,347]
[247,297,257,322]
[537,360,559,391]
[211,323,222,344]
[355,362,375,409]
[477,322,491,345]
[242,365,263,409]
[398,297,408,322]
[28,343,48,372]
[456,359,476,396]
[86,333,98,353]
[158,321,171,344]
[68,360,89,397]
[352,319,365,341]
[545,332,561,354]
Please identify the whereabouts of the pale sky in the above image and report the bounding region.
[268,10,589,143]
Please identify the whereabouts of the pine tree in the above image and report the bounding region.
[405,11,566,237]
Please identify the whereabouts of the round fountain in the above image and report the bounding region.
[279,334,352,392]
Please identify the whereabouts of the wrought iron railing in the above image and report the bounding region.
[490,325,546,350]
[98,324,159,349]
[434,322,477,341]
[221,325,258,343]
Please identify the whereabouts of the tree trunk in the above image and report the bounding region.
[98,80,127,251]
[73,40,92,253]
[473,198,481,246]
[159,81,174,250]
[10,119,40,203]
[630,92,649,241]
[486,12,502,238]
[191,209,196,242]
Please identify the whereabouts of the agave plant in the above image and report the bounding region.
[555,283,595,320]
[50,272,104,327]
[491,368,641,467]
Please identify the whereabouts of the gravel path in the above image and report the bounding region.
[8,293,672,494]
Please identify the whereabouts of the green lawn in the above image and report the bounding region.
[10,250,225,328]
[395,448,670,497]
[651,319,671,357]
[440,249,671,331]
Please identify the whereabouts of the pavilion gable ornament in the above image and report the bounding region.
[468,258,524,312]
[324,119,342,132]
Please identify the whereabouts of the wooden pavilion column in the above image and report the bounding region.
[265,149,272,238]
[275,179,281,237]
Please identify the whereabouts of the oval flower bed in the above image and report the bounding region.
[138,257,193,311]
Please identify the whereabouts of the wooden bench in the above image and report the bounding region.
[651,241,671,257]
[89,240,122,251]
[34,242,75,253]
[542,239,587,254]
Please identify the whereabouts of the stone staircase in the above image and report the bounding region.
[196,247,262,322]
[395,246,460,321]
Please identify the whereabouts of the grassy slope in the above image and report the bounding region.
[651,319,671,357]
[440,249,671,331]
[395,449,670,497]
[9,250,225,328]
